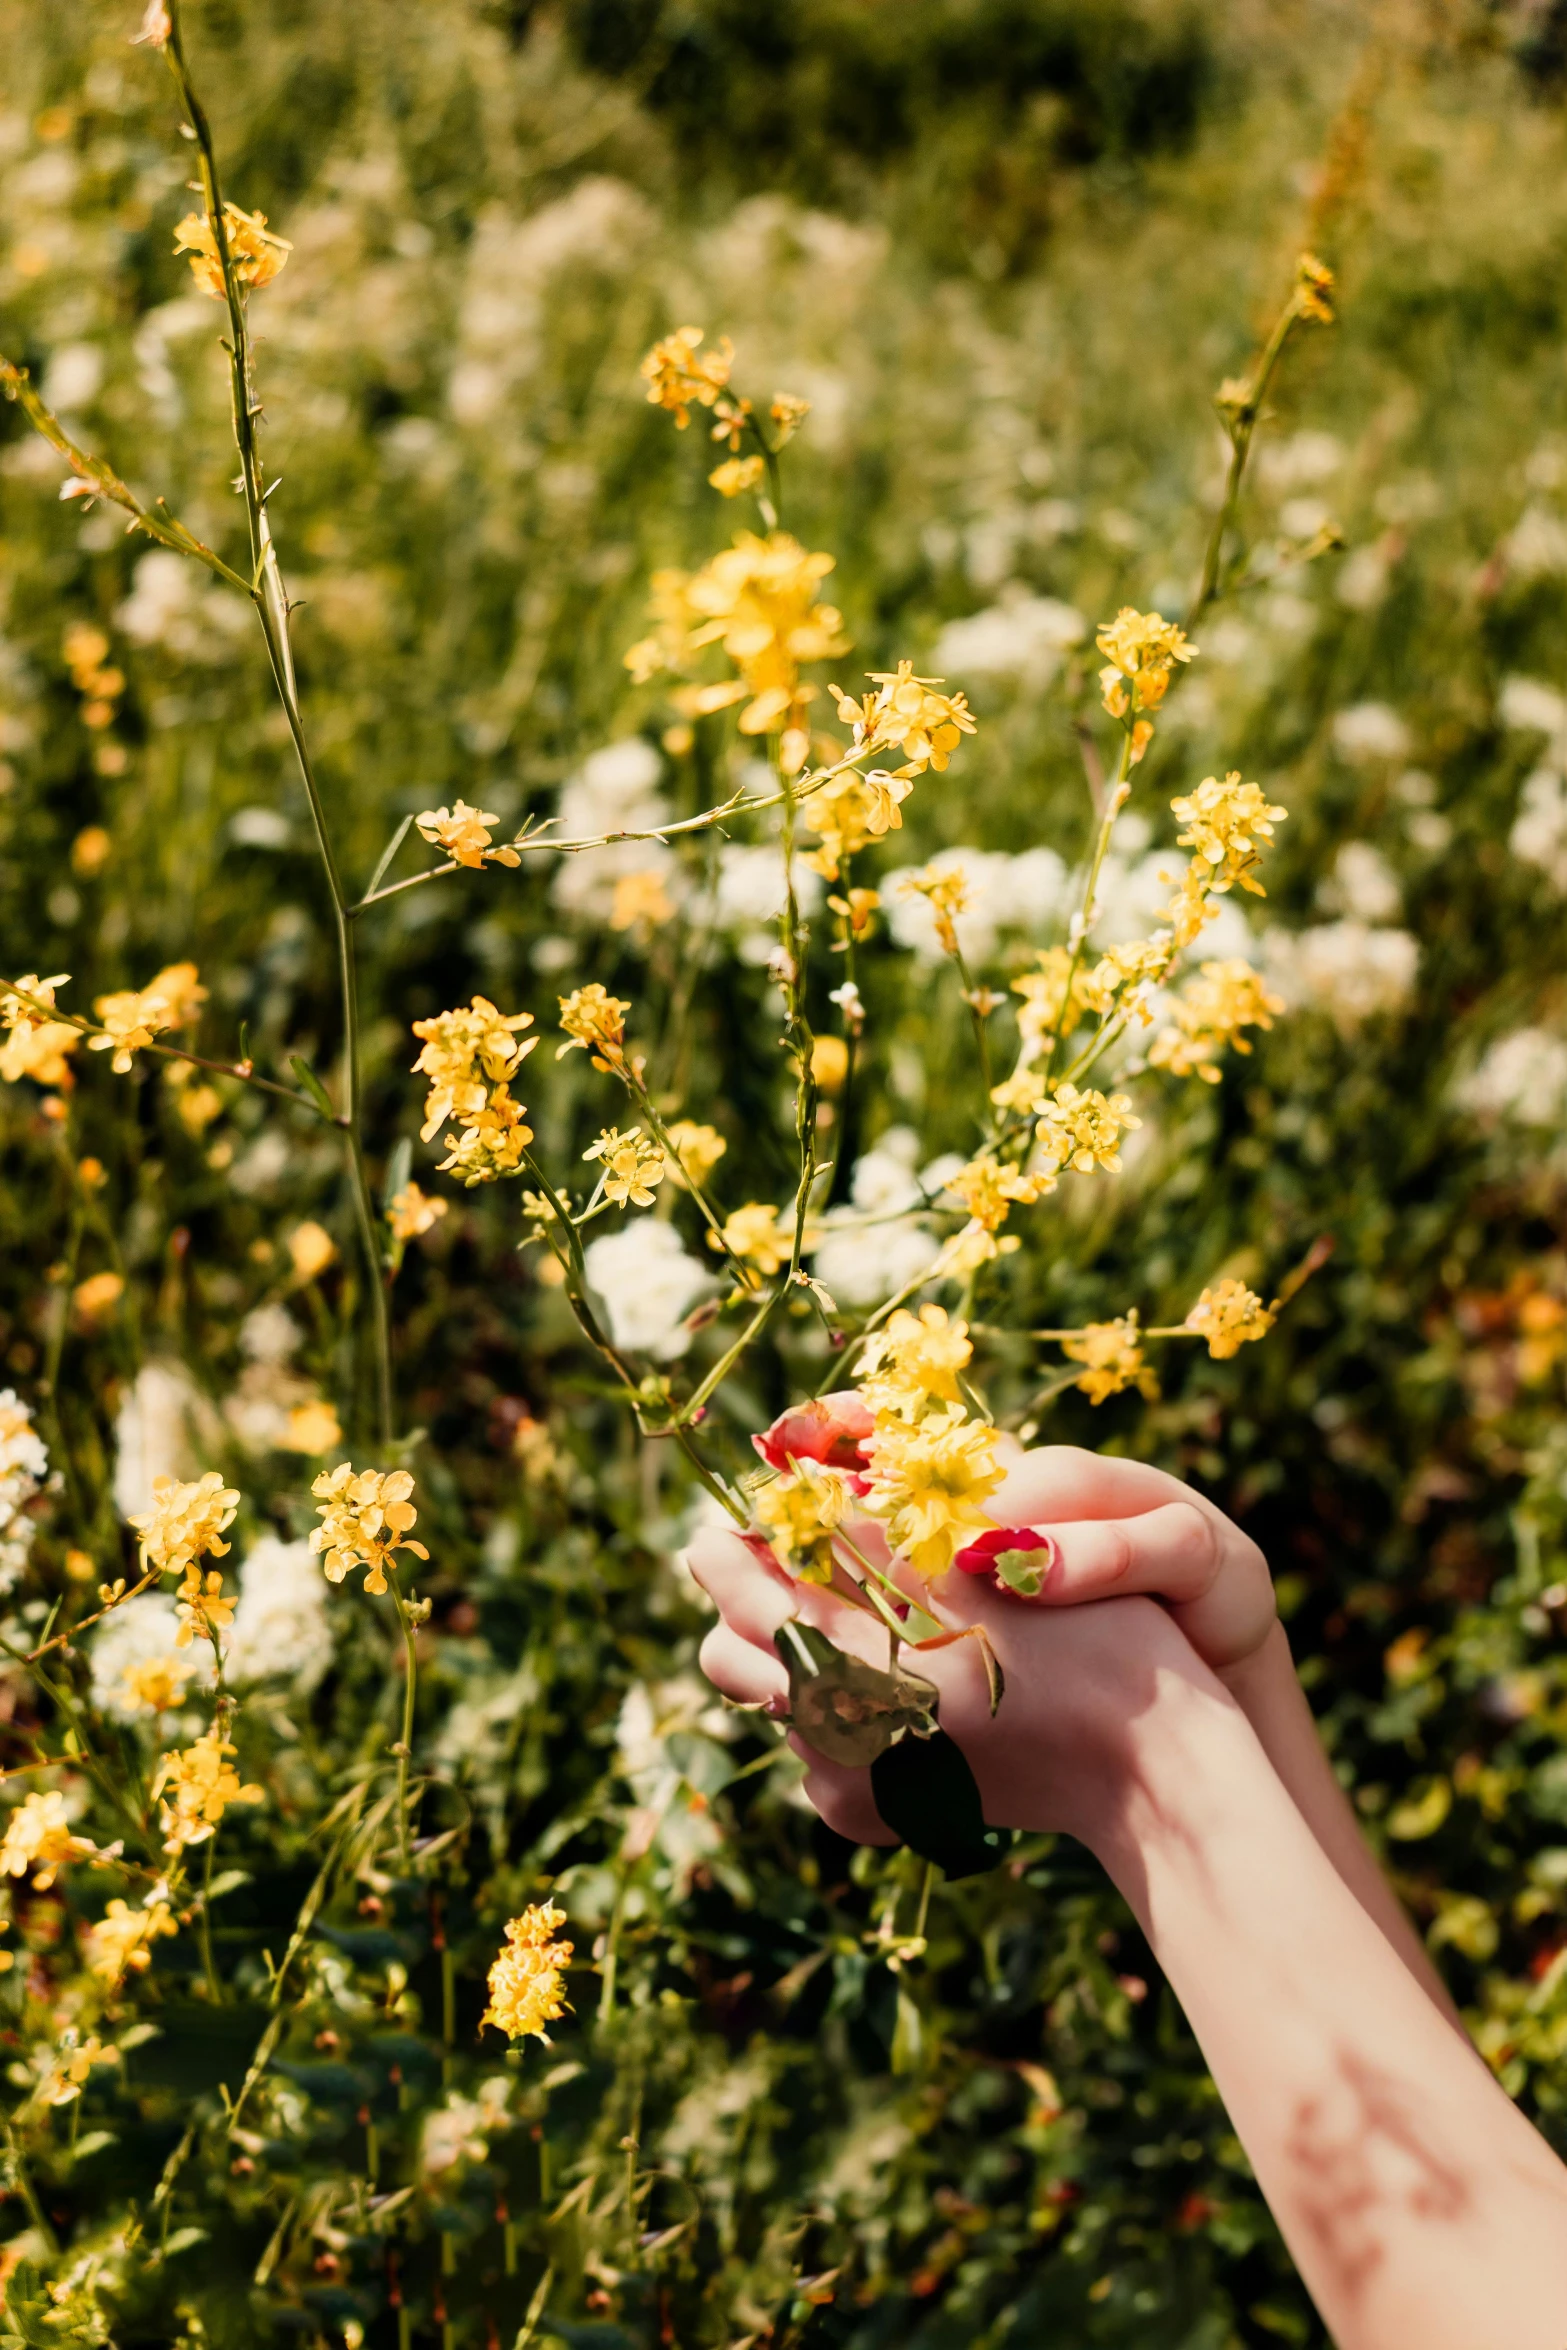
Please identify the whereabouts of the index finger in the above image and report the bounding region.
[991,1444,1186,1528]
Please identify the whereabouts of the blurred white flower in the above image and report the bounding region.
[41,342,102,417]
[226,1536,333,1695]
[849,1126,923,1214]
[1256,429,1343,494]
[883,847,1069,963]
[811,1217,939,1308]
[1511,768,1567,890]
[420,2080,512,2178]
[1499,675,1567,743]
[1331,703,1410,763]
[239,1303,300,1366]
[551,739,682,926]
[1506,504,1567,580]
[583,1222,712,1359]
[0,1389,47,1595]
[1455,1028,1567,1126]
[1093,848,1254,959]
[616,1673,733,1885]
[1262,922,1419,1027]
[88,1590,198,1722]
[112,1362,221,1523]
[115,551,248,661]
[1320,842,1402,922]
[931,592,1086,683]
[449,179,653,425]
[711,844,823,962]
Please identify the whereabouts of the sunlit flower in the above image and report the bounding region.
[830,662,977,778]
[625,532,848,759]
[860,1405,1004,1581]
[858,1304,973,1419]
[1096,607,1196,721]
[90,988,173,1072]
[415,800,521,871]
[1148,959,1285,1082]
[584,1125,666,1208]
[810,1033,849,1091]
[41,2032,120,2107]
[287,1220,336,1284]
[481,1903,573,2041]
[83,1895,177,1985]
[1293,250,1335,324]
[1082,937,1172,1021]
[753,1457,852,1584]
[278,1399,343,1456]
[557,983,630,1073]
[609,868,675,932]
[1062,1315,1160,1405]
[309,1464,428,1596]
[1184,1277,1276,1359]
[709,394,754,453]
[769,392,811,444]
[1170,773,1288,897]
[0,1791,96,1889]
[411,998,536,1141]
[801,768,913,879]
[153,1724,264,1853]
[121,1654,190,1715]
[73,1270,125,1329]
[173,202,292,299]
[1034,1082,1140,1176]
[0,973,79,1089]
[128,1470,240,1579]
[753,1391,874,1476]
[388,1182,449,1243]
[639,326,732,427]
[438,1092,533,1185]
[710,455,766,498]
[710,1201,792,1280]
[174,1567,236,1649]
[1011,948,1093,1047]
[665,1120,727,1188]
[943,1157,1047,1233]
[898,862,969,957]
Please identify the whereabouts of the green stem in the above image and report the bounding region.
[1042,728,1134,1089]
[4,2119,57,2252]
[388,1580,419,1868]
[199,1826,222,2004]
[1187,291,1306,628]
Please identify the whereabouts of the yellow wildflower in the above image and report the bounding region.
[769,392,811,444]
[625,532,848,760]
[388,1182,449,1243]
[943,1158,1047,1233]
[411,997,536,1141]
[1169,773,1288,897]
[1081,937,1172,1021]
[899,862,969,957]
[810,1034,849,1091]
[144,961,207,1026]
[1293,250,1335,324]
[828,887,880,941]
[0,973,79,1089]
[801,768,913,879]
[278,1399,343,1456]
[710,1201,792,1280]
[1062,1315,1160,1405]
[287,1220,336,1283]
[72,1270,125,1328]
[1035,1082,1141,1176]
[1184,1277,1276,1360]
[121,1654,190,1716]
[639,326,732,428]
[860,1405,1004,1581]
[557,984,630,1073]
[609,868,675,932]
[174,1568,236,1650]
[709,455,766,498]
[831,662,977,779]
[415,800,521,871]
[83,1896,177,1986]
[1096,608,1196,721]
[665,1121,727,1187]
[1011,948,1094,1047]
[1148,959,1285,1083]
[42,2033,120,2107]
[482,1902,574,2041]
[439,1093,534,1186]
[153,1725,264,1854]
[128,1471,240,1580]
[173,201,291,299]
[710,394,754,453]
[1163,860,1219,951]
[309,1463,429,1596]
[0,1792,95,1889]
[90,987,173,1072]
[584,1125,666,1208]
[859,1304,973,1419]
[752,1457,851,1585]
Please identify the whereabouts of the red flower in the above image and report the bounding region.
[954,1526,1057,1595]
[753,1391,875,1476]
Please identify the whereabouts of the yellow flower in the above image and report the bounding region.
[143,961,207,1026]
[388,1182,449,1243]
[753,1457,851,1585]
[829,662,977,777]
[557,984,631,1073]
[1148,959,1285,1083]
[710,394,754,453]
[810,1034,849,1092]
[440,1093,534,1186]
[42,2033,120,2107]
[709,455,766,498]
[1062,1315,1160,1406]
[1163,860,1219,951]
[72,1270,125,1329]
[710,1201,792,1279]
[584,1125,666,1208]
[638,326,733,427]
[415,800,521,871]
[609,868,675,933]
[1010,948,1094,1047]
[860,1405,1003,1581]
[90,987,173,1072]
[174,1568,236,1650]
[153,1725,265,1854]
[828,887,880,941]
[769,392,811,444]
[0,973,79,1089]
[1034,1082,1140,1176]
[859,1304,973,1419]
[173,201,292,299]
[665,1121,727,1187]
[1081,938,1172,1021]
[0,1792,95,1890]
[898,862,969,957]
[801,768,913,879]
[1095,607,1197,721]
[310,1463,429,1596]
[1293,250,1335,324]
[943,1157,1046,1233]
[128,1471,240,1579]
[482,1902,574,2041]
[278,1399,343,1456]
[287,1220,336,1284]
[1169,773,1288,897]
[1184,1277,1276,1360]
[411,997,536,1142]
[83,1895,177,1986]
[121,1654,190,1716]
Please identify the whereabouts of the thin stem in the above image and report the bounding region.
[1187,290,1309,630]
[388,1580,419,1868]
[0,982,338,1121]
[1041,729,1135,1089]
[199,1826,222,2003]
[3,2118,58,2253]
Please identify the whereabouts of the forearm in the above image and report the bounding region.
[1219,1622,1465,2030]
[1084,1656,1567,2350]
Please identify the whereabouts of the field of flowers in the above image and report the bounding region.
[4,1,1567,2343]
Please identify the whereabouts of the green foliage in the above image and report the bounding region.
[2,4,1567,2346]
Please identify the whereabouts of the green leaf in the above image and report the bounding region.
[774,1619,939,1767]
[870,1729,1006,1879]
[289,1055,338,1119]
[382,1134,412,1210]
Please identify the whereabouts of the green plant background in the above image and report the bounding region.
[3,2,1567,2343]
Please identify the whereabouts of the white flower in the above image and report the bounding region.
[883,847,1070,963]
[1506,505,1567,580]
[811,1215,940,1308]
[1455,1028,1567,1126]
[0,1391,47,1597]
[1262,922,1419,1028]
[1331,703,1410,764]
[1319,842,1402,923]
[1499,675,1567,743]
[615,1674,732,1884]
[848,1127,925,1215]
[1511,769,1567,891]
[930,593,1086,683]
[1256,429,1343,494]
[88,1590,198,1721]
[1093,848,1254,959]
[225,1536,334,1695]
[710,844,824,962]
[551,739,680,926]
[420,2080,512,2178]
[111,1362,221,1524]
[583,1221,712,1359]
[239,1303,300,1366]
[449,180,653,425]
[114,550,248,661]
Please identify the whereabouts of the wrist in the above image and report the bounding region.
[1066,1629,1257,1892]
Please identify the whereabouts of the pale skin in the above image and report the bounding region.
[690,1444,1567,2350]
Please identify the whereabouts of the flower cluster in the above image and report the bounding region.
[0,1387,48,1589]
[83,1896,177,1986]
[415,801,521,871]
[584,1125,666,1207]
[800,768,914,881]
[829,663,976,778]
[899,863,970,958]
[752,1455,852,1585]
[129,1471,239,1580]
[153,1725,265,1854]
[1063,1316,1160,1406]
[665,1121,727,1187]
[638,326,733,427]
[173,201,291,298]
[1148,959,1285,1083]
[90,962,206,1074]
[310,1464,428,1595]
[1034,1083,1141,1177]
[1096,607,1197,735]
[411,995,536,1186]
[0,1791,97,1890]
[482,1903,574,2041]
[0,972,79,1089]
[557,984,630,1074]
[1170,773,1288,897]
[387,1181,449,1243]
[1184,1277,1276,1359]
